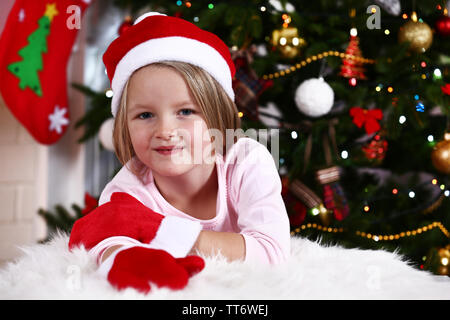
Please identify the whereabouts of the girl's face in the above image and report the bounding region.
[126,65,214,177]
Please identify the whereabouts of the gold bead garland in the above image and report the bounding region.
[262,50,376,80]
[291,221,450,241]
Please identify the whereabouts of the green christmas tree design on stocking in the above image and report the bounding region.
[7,4,58,97]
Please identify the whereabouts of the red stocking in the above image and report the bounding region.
[0,0,90,144]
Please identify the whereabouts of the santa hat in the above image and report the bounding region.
[103,12,236,117]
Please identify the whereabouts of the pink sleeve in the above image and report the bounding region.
[231,141,291,265]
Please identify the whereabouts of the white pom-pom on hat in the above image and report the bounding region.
[294,77,334,118]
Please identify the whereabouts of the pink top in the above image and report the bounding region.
[99,137,291,264]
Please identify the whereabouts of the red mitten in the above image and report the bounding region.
[106,246,205,294]
[69,192,202,262]
[69,192,165,250]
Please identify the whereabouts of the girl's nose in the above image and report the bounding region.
[155,118,177,140]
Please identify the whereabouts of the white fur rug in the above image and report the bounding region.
[1,233,450,300]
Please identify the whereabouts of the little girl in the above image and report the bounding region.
[71,12,290,290]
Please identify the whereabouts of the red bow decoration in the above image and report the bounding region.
[81,192,99,216]
[349,107,383,135]
[441,84,450,96]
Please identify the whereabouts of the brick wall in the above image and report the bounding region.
[0,100,48,262]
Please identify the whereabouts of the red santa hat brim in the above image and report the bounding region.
[103,13,236,117]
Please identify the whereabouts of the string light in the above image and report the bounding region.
[282,13,291,28]
[416,102,425,112]
[392,188,398,194]
[433,68,442,80]
[105,89,113,98]
[399,115,406,124]
[291,131,298,139]
[262,50,375,80]
[428,135,434,142]
[290,221,450,240]
[341,150,349,159]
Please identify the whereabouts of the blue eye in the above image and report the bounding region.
[138,112,152,119]
[180,109,195,116]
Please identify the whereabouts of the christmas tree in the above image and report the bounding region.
[7,3,58,97]
[71,0,450,275]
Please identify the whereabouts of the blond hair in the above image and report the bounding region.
[113,61,243,179]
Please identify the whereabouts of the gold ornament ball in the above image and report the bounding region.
[271,27,306,59]
[317,203,332,226]
[398,19,433,53]
[431,134,450,174]
[437,245,450,275]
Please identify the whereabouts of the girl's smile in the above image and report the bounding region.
[154,146,184,156]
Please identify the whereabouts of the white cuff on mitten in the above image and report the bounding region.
[148,215,202,258]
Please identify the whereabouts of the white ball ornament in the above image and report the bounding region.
[98,118,115,151]
[295,77,334,118]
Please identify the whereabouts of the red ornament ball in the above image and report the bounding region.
[118,16,133,36]
[435,15,450,37]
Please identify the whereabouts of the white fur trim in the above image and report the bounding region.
[148,215,202,258]
[89,236,142,265]
[4,234,450,299]
[110,36,234,116]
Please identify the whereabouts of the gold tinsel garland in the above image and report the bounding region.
[291,221,450,241]
[262,50,376,80]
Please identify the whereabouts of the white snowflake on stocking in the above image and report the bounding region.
[18,9,25,22]
[48,105,69,134]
